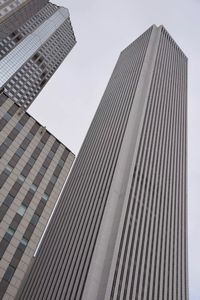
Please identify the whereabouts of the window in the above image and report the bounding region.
[3,112,12,121]
[50,174,58,184]
[15,122,23,132]
[3,265,15,282]
[42,192,49,201]
[30,213,40,226]
[21,237,28,247]
[17,204,27,216]
[4,194,14,207]
[40,78,47,88]
[4,137,12,147]
[4,227,15,241]
[27,132,34,141]
[18,174,25,183]
[48,150,54,159]
[38,141,45,150]
[5,164,13,174]
[30,184,37,193]
[16,147,24,157]
[28,157,36,167]
[32,53,39,61]
[39,166,47,176]
[58,159,65,167]
[19,237,28,251]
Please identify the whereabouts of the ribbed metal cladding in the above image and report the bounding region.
[19,27,153,300]
[106,27,188,300]
[19,25,188,300]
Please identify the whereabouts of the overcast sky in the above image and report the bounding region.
[28,0,200,299]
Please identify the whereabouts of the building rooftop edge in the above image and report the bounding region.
[120,24,187,59]
[1,92,75,157]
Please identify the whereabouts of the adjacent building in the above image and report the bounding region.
[0,1,76,110]
[18,25,188,300]
[0,92,75,299]
[0,1,77,299]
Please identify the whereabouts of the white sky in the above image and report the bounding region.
[28,1,200,299]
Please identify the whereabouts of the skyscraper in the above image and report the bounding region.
[18,25,188,300]
[0,1,76,110]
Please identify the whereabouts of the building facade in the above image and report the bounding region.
[0,0,48,29]
[0,1,76,110]
[18,25,188,300]
[0,93,75,299]
[0,0,37,23]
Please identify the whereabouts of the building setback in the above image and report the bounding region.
[0,1,76,110]
[18,25,188,300]
[0,92,75,299]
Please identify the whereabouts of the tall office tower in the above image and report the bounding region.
[19,25,188,300]
[0,92,75,299]
[0,1,76,110]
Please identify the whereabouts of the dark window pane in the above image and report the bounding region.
[4,164,13,175]
[10,214,22,229]
[38,142,45,150]
[0,204,8,221]
[17,174,25,183]
[19,114,29,126]
[8,104,18,116]
[30,123,40,135]
[28,157,36,166]
[27,132,34,141]
[8,128,18,140]
[62,149,69,161]
[32,147,40,159]
[21,237,28,246]
[4,137,12,147]
[58,159,65,167]
[21,137,30,150]
[0,118,7,130]
[15,122,23,132]
[54,165,62,177]
[39,166,46,176]
[0,92,8,103]
[9,155,19,168]
[30,214,40,226]
[0,143,7,158]
[16,147,24,157]
[4,194,14,207]
[0,171,8,187]
[3,112,12,121]
[48,150,54,159]
[30,184,37,193]
[43,157,51,169]
[52,140,59,153]
[41,132,50,143]
[17,204,27,216]
[50,175,57,184]
[42,192,49,202]
[10,255,20,268]
[4,227,15,242]
[3,265,15,282]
